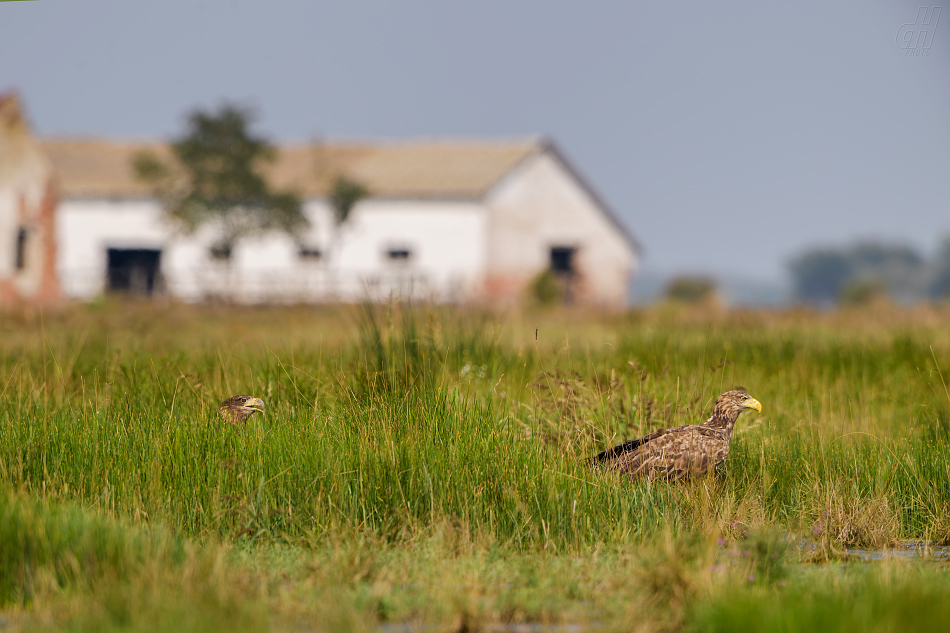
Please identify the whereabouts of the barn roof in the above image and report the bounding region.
[40,138,539,200]
[39,136,640,252]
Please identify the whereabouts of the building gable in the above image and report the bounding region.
[482,144,638,306]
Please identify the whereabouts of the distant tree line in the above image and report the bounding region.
[665,276,717,304]
[789,239,950,305]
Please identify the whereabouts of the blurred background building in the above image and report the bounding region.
[0,94,60,305]
[2,1,946,310]
[0,93,639,306]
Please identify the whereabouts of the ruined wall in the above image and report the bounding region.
[0,93,60,305]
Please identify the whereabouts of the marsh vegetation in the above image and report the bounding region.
[2,301,950,631]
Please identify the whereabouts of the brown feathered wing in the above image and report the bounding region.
[594,424,730,480]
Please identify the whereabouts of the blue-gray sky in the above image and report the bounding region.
[2,1,947,284]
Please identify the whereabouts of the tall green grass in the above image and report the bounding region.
[6,302,950,630]
[692,562,950,633]
[0,488,182,604]
[2,302,950,551]
[0,489,267,633]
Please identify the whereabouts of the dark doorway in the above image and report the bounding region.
[549,246,578,304]
[107,248,162,296]
[550,246,577,276]
[15,227,28,271]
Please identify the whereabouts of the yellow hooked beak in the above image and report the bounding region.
[744,397,762,413]
[246,397,265,414]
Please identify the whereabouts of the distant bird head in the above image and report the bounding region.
[218,394,265,425]
[712,390,762,423]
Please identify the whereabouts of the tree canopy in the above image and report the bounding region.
[133,104,306,255]
[328,176,369,227]
[789,240,950,305]
[788,250,853,304]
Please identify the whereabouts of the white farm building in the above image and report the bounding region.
[1,94,640,307]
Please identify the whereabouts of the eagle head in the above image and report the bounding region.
[218,394,265,425]
[712,390,762,422]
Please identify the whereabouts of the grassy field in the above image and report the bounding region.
[2,300,950,632]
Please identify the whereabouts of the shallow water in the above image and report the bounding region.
[380,624,591,633]
[845,541,950,562]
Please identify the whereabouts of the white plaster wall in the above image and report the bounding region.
[299,199,487,302]
[0,123,53,297]
[56,197,487,303]
[0,191,20,278]
[485,152,637,306]
[56,199,167,298]
[0,175,53,298]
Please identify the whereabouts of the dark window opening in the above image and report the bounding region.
[550,246,577,276]
[107,248,162,296]
[15,227,28,271]
[387,247,412,261]
[298,246,322,260]
[209,243,232,261]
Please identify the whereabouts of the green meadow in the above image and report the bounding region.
[2,300,950,632]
